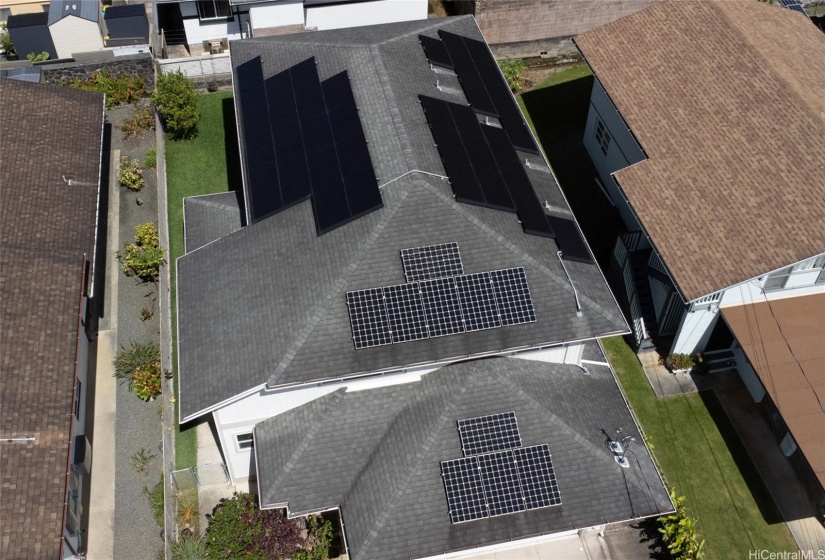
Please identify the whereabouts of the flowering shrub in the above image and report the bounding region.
[121,223,165,281]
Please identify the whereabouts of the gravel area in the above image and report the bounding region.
[108,104,166,560]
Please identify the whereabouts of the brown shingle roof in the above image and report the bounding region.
[722,294,825,490]
[575,0,825,300]
[0,80,103,559]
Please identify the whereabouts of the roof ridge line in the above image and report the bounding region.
[493,368,667,511]
[373,15,473,46]
[413,176,624,326]
[266,189,412,386]
[368,45,419,170]
[355,376,470,558]
[264,389,346,505]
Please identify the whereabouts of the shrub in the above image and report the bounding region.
[26,51,49,62]
[122,107,155,138]
[664,353,695,372]
[177,490,199,529]
[205,492,303,559]
[114,341,160,383]
[153,70,199,139]
[68,70,146,108]
[658,488,705,559]
[498,58,527,92]
[133,363,162,400]
[292,515,334,560]
[145,475,165,527]
[171,534,208,560]
[118,156,145,191]
[144,147,157,169]
[121,223,166,280]
[1,23,16,57]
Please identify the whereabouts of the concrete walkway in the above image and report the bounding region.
[195,421,235,530]
[700,373,825,553]
[85,149,120,559]
[638,350,698,398]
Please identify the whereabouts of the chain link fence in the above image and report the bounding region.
[171,463,229,491]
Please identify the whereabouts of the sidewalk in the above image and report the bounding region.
[638,350,698,398]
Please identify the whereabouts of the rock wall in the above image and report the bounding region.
[40,52,154,88]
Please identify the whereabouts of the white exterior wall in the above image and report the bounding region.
[182,16,244,47]
[50,17,104,59]
[582,78,645,232]
[671,256,825,354]
[305,0,426,31]
[213,342,585,482]
[249,0,304,29]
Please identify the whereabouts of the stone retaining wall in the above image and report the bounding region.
[40,52,154,88]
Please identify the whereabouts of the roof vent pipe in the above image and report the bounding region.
[556,250,582,315]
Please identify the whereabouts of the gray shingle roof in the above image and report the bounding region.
[183,192,243,253]
[255,348,672,560]
[176,17,628,421]
[48,0,100,25]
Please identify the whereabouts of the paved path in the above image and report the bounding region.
[638,350,698,398]
[85,148,121,560]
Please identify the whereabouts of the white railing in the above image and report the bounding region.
[690,290,722,311]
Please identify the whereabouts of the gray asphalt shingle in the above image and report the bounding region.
[255,350,672,560]
[176,17,627,421]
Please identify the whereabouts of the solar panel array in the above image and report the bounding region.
[401,242,464,281]
[458,412,521,456]
[420,95,554,238]
[779,0,809,16]
[235,56,382,234]
[419,31,539,154]
[546,215,594,264]
[345,266,536,349]
[441,411,561,524]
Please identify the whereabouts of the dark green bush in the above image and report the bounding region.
[153,70,199,139]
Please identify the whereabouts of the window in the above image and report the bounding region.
[236,433,254,451]
[74,381,82,419]
[594,119,611,156]
[763,255,825,292]
[197,0,230,20]
[763,266,792,291]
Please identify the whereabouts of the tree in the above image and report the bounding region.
[153,70,199,139]
[1,23,16,57]
[658,488,705,559]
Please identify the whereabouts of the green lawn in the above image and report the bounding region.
[602,337,796,557]
[165,91,239,469]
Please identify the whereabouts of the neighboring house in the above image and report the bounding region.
[574,0,825,510]
[177,16,671,558]
[48,0,104,59]
[5,11,57,59]
[0,80,105,559]
[156,0,427,56]
[448,0,659,58]
[0,0,50,23]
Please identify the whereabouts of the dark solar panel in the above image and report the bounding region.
[441,457,488,523]
[419,34,453,69]
[481,125,554,237]
[401,242,464,282]
[455,272,500,331]
[346,288,392,349]
[383,283,429,343]
[478,451,527,516]
[438,31,497,116]
[419,277,465,337]
[236,57,282,221]
[513,445,562,509]
[458,412,521,456]
[490,268,537,326]
[546,215,593,264]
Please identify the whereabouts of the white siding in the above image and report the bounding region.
[50,17,104,59]
[182,16,245,48]
[305,0,426,31]
[249,0,304,29]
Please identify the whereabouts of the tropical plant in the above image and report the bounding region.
[26,51,49,62]
[177,490,199,529]
[498,58,527,92]
[121,107,155,138]
[68,70,146,108]
[117,155,145,191]
[292,515,334,560]
[0,23,15,57]
[141,307,154,321]
[658,488,705,559]
[663,353,695,372]
[145,475,165,527]
[153,70,199,139]
[205,492,303,559]
[133,363,162,400]
[121,223,166,280]
[114,341,160,383]
[171,534,208,560]
[131,447,157,474]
